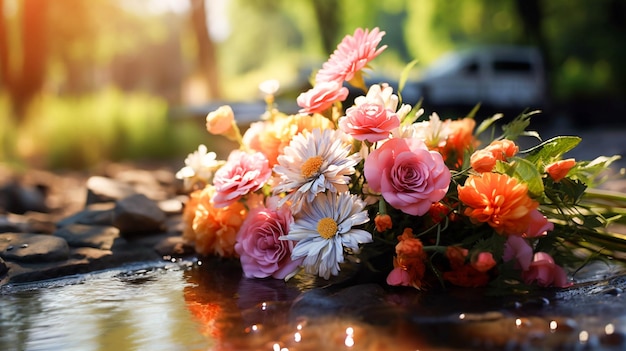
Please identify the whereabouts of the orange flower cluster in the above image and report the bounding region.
[439,118,478,168]
[386,228,427,289]
[245,113,333,167]
[457,172,539,236]
[182,186,248,257]
[442,246,493,287]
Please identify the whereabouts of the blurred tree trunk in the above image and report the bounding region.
[0,0,9,91]
[311,0,341,54]
[190,0,221,100]
[0,0,48,124]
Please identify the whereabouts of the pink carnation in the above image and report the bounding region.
[234,205,302,279]
[364,138,451,216]
[339,103,400,142]
[315,27,387,84]
[523,209,554,238]
[522,252,572,288]
[296,81,349,115]
[212,150,271,208]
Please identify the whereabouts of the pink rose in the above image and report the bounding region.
[296,81,349,115]
[522,252,571,288]
[364,138,451,216]
[523,209,554,238]
[339,103,400,142]
[503,235,533,270]
[213,150,271,208]
[235,206,302,279]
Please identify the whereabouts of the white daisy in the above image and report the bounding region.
[272,128,360,212]
[175,144,222,191]
[280,191,372,279]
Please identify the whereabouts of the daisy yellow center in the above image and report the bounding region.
[301,156,323,178]
[317,217,338,239]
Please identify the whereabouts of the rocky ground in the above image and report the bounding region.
[0,161,196,286]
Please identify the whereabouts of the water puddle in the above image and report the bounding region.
[2,258,626,350]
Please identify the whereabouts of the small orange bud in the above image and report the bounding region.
[470,149,497,172]
[545,158,576,182]
[374,214,392,232]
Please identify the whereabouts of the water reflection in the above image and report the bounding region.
[0,263,210,351]
[2,259,626,350]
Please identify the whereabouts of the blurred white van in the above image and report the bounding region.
[411,46,547,109]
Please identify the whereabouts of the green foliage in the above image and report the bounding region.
[1,89,207,169]
[523,136,582,166]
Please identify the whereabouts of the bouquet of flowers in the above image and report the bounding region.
[176,27,626,292]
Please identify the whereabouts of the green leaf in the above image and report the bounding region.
[501,110,541,140]
[475,112,503,136]
[523,136,582,166]
[465,103,481,120]
[398,58,419,97]
[508,157,545,196]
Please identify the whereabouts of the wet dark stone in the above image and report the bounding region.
[0,215,21,233]
[86,176,136,205]
[153,235,195,257]
[0,213,56,234]
[0,180,48,214]
[54,224,120,250]
[56,203,115,227]
[0,233,70,263]
[112,194,167,236]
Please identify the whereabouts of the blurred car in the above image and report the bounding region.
[410,46,547,111]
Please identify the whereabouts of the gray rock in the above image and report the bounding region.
[0,212,57,234]
[157,197,185,215]
[54,224,120,250]
[0,215,22,233]
[0,180,48,214]
[56,202,114,227]
[0,233,70,263]
[112,194,167,236]
[86,176,136,205]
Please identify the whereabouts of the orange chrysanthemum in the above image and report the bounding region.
[182,186,247,257]
[244,113,334,167]
[457,173,539,235]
